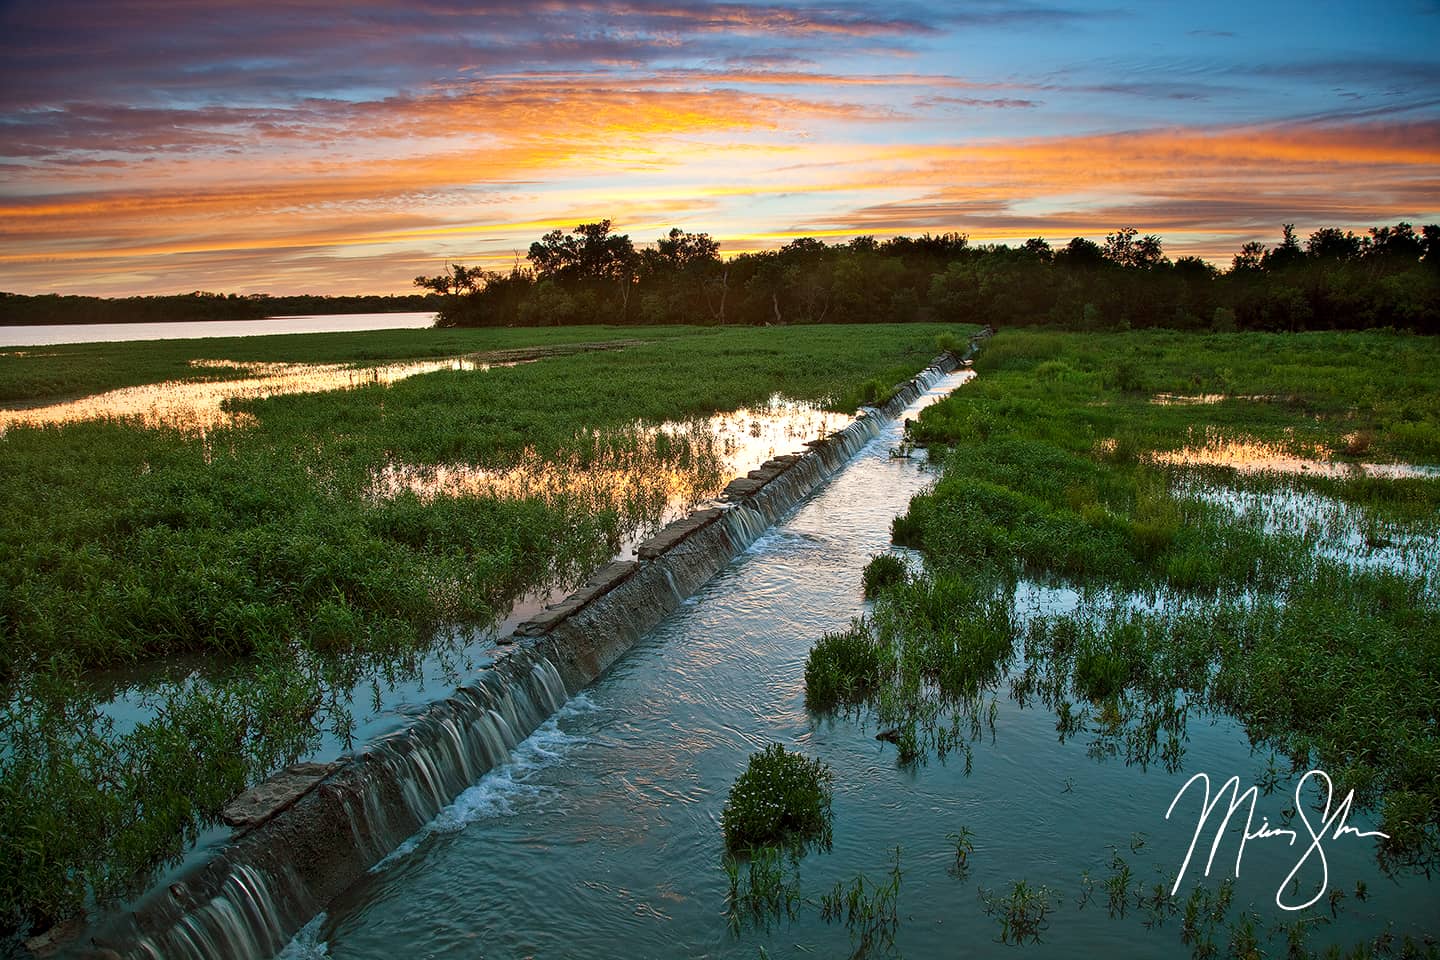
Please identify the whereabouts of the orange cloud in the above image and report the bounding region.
[2,73,1436,294]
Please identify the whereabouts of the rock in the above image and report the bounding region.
[24,917,86,957]
[222,761,341,830]
[722,477,765,498]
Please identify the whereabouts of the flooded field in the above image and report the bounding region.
[1,323,966,945]
[0,339,644,434]
[85,390,863,760]
[4,325,1437,958]
[368,396,854,554]
[277,358,1437,959]
[1151,427,1440,480]
[0,356,494,433]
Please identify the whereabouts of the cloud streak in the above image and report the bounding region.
[0,0,1436,294]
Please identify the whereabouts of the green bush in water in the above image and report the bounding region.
[804,622,885,712]
[721,743,834,853]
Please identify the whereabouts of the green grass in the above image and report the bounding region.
[0,321,969,932]
[909,328,1440,466]
[805,328,1440,885]
[3,324,961,678]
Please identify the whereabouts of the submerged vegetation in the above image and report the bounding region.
[0,322,961,933]
[803,328,1440,954]
[719,744,899,959]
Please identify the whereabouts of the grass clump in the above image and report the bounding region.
[819,846,903,957]
[979,879,1059,945]
[722,845,804,932]
[860,553,907,598]
[804,621,886,713]
[721,743,834,854]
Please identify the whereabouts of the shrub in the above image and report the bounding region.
[857,377,893,407]
[721,744,834,853]
[890,510,925,548]
[935,331,964,355]
[1106,358,1146,393]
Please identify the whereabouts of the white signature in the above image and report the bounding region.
[1165,769,1389,911]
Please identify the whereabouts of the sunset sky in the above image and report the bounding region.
[2,1,1437,296]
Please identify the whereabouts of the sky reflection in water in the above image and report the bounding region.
[0,356,495,434]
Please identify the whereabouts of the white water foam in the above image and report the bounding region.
[368,693,602,873]
[274,913,328,960]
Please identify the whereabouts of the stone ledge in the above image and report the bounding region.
[222,761,343,831]
[513,560,639,636]
[721,476,765,498]
[636,507,725,559]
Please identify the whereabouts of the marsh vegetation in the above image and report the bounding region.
[0,322,961,934]
[801,328,1440,955]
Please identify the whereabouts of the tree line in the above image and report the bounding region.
[0,292,441,327]
[419,220,1440,333]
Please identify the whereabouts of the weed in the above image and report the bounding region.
[946,827,975,877]
[861,553,907,598]
[723,845,804,933]
[980,879,1058,944]
[819,847,903,959]
[804,621,886,713]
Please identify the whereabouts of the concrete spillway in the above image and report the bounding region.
[63,338,986,960]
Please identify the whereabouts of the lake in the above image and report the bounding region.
[0,312,437,347]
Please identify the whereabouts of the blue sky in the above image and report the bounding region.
[1,0,1436,295]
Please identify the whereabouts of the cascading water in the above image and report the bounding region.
[119,655,572,960]
[132,864,305,960]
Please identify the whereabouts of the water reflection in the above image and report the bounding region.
[368,396,854,555]
[0,356,494,434]
[1150,430,1439,479]
[1148,393,1278,405]
[1182,480,1440,583]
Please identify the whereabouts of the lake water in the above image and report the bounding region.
[0,312,437,347]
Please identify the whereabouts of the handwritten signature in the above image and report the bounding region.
[1165,769,1388,911]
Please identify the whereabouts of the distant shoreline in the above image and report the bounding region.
[0,292,442,327]
[0,311,439,348]
[2,309,429,327]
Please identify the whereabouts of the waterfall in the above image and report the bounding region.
[112,652,572,960]
[131,863,304,960]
